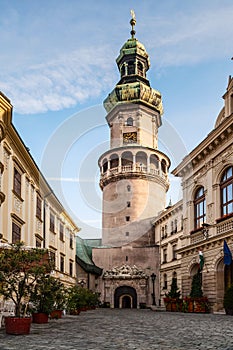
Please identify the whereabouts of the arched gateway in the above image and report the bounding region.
[114,286,137,308]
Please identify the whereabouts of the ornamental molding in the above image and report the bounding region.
[103,264,148,280]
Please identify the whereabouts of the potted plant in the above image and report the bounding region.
[66,285,83,315]
[163,277,182,312]
[50,280,67,319]
[223,283,233,315]
[0,242,52,334]
[30,275,58,323]
[187,271,209,313]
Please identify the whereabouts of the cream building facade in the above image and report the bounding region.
[0,92,79,287]
[153,75,233,312]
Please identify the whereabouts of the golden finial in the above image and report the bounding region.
[130,9,136,38]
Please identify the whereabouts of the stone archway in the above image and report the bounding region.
[114,286,137,308]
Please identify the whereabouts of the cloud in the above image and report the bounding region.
[145,4,233,66]
[1,2,233,115]
[0,46,116,114]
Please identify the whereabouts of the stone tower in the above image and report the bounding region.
[98,14,170,246]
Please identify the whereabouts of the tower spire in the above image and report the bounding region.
[130,9,136,38]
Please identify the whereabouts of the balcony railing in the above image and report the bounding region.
[190,216,233,245]
[101,166,167,180]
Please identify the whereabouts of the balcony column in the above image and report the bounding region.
[133,154,136,171]
[147,155,150,173]
[118,156,122,173]
[107,159,110,176]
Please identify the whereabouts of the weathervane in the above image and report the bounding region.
[130,9,136,38]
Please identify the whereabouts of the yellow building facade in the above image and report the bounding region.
[0,92,79,287]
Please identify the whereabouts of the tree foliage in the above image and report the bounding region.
[0,242,53,317]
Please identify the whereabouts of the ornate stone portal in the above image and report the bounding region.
[103,264,149,308]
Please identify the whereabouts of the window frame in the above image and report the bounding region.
[194,187,206,229]
[13,167,22,198]
[220,166,233,217]
[12,222,21,243]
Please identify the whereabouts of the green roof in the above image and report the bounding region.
[76,236,102,276]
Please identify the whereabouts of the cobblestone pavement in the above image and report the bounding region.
[0,309,233,350]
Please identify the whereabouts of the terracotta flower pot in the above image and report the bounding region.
[32,312,49,324]
[5,317,31,335]
[50,310,63,319]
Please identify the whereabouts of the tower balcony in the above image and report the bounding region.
[99,147,170,190]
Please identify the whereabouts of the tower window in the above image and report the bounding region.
[127,201,131,208]
[127,185,131,192]
[126,256,128,262]
[126,216,130,222]
[126,232,129,236]
[128,61,135,75]
[126,117,133,126]
[161,159,167,173]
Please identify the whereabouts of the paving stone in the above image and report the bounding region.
[0,309,233,349]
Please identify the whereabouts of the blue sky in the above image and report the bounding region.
[1,0,233,238]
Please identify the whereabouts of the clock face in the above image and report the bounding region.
[123,132,137,144]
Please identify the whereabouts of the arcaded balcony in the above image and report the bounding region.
[99,149,170,188]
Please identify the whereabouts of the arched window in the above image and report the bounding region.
[110,154,119,169]
[150,154,159,170]
[137,61,143,77]
[103,159,108,173]
[128,61,135,75]
[220,166,233,216]
[194,187,206,229]
[121,65,126,77]
[161,159,167,173]
[126,117,133,126]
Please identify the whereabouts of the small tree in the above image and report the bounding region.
[30,276,59,315]
[0,242,53,317]
[190,271,203,298]
[166,277,181,299]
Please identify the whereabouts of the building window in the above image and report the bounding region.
[126,256,128,262]
[69,232,73,249]
[12,222,21,243]
[174,219,178,233]
[171,221,174,235]
[36,237,42,247]
[49,251,56,269]
[161,227,164,239]
[163,249,167,263]
[69,261,73,276]
[164,225,167,238]
[194,187,206,229]
[59,224,64,241]
[60,255,64,273]
[172,244,177,261]
[163,274,167,289]
[36,196,42,220]
[127,201,131,208]
[13,167,21,197]
[181,215,183,230]
[50,213,55,232]
[221,166,233,216]
[126,216,130,222]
